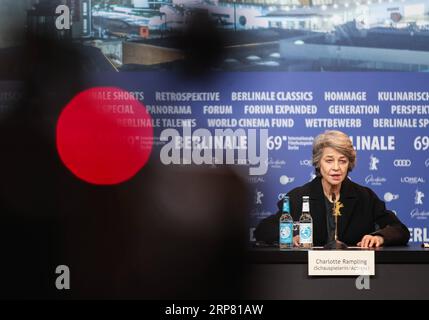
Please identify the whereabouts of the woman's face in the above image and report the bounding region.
[319,147,349,187]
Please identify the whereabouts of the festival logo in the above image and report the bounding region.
[415,189,425,205]
[255,189,264,205]
[369,154,379,171]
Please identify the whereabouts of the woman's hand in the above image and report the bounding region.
[357,235,384,248]
[293,235,300,247]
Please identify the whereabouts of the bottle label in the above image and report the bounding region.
[280,222,293,244]
[302,201,310,212]
[282,198,290,213]
[300,223,313,244]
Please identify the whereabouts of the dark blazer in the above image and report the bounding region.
[254,176,410,246]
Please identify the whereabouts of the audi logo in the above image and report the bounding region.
[393,159,412,167]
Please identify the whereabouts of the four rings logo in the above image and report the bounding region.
[393,159,412,167]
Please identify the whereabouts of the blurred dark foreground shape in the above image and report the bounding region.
[0,19,249,299]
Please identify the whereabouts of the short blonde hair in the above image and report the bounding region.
[312,130,356,175]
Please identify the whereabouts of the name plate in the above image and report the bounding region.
[308,250,375,276]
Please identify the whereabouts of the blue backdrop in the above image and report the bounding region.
[96,71,429,244]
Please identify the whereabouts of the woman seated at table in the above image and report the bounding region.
[254,130,410,248]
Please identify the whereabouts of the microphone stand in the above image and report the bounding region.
[323,192,348,250]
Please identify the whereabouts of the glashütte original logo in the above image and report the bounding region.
[250,209,273,218]
[365,175,387,186]
[265,158,286,169]
[410,208,429,220]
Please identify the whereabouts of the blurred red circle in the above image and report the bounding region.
[56,87,153,185]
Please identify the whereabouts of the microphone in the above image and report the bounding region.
[324,191,348,249]
[332,192,337,241]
